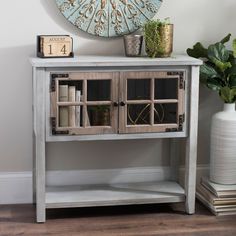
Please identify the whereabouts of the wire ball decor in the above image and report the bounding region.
[127,103,165,125]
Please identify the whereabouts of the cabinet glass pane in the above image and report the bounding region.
[87,80,111,101]
[154,103,177,124]
[87,105,111,126]
[59,105,83,127]
[127,79,151,100]
[127,104,151,125]
[155,78,178,99]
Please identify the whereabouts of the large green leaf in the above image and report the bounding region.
[220,33,231,44]
[233,38,236,58]
[200,63,220,79]
[208,43,229,62]
[210,58,231,72]
[226,64,236,76]
[219,86,236,103]
[186,42,208,59]
[208,43,231,72]
[206,78,221,91]
[229,75,236,88]
[227,51,235,64]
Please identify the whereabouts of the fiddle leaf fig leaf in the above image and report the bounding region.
[226,64,236,76]
[227,51,236,64]
[186,42,208,59]
[219,87,236,103]
[220,33,231,44]
[208,43,231,72]
[200,63,220,79]
[206,78,221,91]
[233,38,236,58]
[208,43,229,62]
[229,75,236,88]
[210,58,232,72]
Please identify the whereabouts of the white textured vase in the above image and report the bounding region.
[210,103,236,184]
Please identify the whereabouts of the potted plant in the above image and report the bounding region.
[187,34,236,184]
[89,106,110,126]
[144,18,173,58]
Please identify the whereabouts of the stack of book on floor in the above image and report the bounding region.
[196,177,236,216]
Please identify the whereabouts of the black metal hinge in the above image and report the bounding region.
[165,114,185,132]
[50,73,69,92]
[179,76,185,90]
[179,113,185,123]
[167,71,185,90]
[51,117,57,134]
[178,114,185,131]
[51,117,69,135]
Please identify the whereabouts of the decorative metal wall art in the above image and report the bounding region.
[55,0,162,37]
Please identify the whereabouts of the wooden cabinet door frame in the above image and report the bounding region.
[119,71,186,134]
[50,72,119,135]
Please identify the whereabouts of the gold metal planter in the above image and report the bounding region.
[145,24,174,58]
[158,24,174,58]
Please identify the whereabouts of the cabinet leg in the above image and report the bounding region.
[35,68,46,222]
[35,135,46,223]
[185,66,200,214]
[36,205,46,223]
[185,134,197,214]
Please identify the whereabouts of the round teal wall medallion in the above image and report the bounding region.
[55,0,162,37]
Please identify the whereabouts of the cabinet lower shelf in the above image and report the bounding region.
[46,132,187,142]
[46,181,185,209]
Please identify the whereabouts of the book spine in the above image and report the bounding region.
[59,85,69,127]
[201,177,236,198]
[201,178,219,198]
[68,86,76,127]
[217,211,236,216]
[196,192,217,215]
[76,90,81,127]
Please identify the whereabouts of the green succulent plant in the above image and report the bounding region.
[187,34,236,103]
[144,18,171,58]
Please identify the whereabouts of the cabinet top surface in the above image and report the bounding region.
[30,55,202,68]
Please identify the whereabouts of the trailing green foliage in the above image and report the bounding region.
[144,18,170,58]
[187,34,236,103]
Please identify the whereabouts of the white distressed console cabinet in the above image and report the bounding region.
[30,55,202,223]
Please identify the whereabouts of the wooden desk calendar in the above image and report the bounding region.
[30,55,202,222]
[37,35,74,58]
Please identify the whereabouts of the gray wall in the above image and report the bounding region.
[0,0,233,172]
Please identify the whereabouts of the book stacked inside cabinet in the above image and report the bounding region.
[197,177,236,216]
[59,84,81,128]
[59,85,69,127]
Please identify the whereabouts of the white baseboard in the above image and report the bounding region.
[0,172,33,204]
[46,166,171,186]
[179,164,209,184]
[0,165,209,204]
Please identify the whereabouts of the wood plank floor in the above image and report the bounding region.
[0,201,236,236]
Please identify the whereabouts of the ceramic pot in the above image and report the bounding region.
[123,35,143,57]
[91,109,110,126]
[210,103,236,184]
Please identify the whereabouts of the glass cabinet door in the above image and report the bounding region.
[119,71,185,134]
[50,72,119,135]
